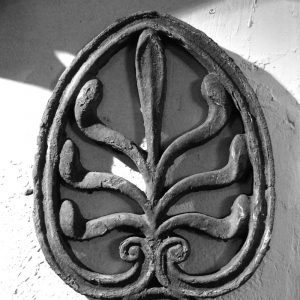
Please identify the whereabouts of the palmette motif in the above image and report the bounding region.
[33,12,275,299]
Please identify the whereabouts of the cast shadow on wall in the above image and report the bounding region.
[1,0,284,90]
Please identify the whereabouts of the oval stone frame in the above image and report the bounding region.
[33,11,275,299]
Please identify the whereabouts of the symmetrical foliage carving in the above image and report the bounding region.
[33,12,275,299]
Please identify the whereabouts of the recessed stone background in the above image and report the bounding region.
[0,1,299,299]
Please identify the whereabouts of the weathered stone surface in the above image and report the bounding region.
[33,11,275,299]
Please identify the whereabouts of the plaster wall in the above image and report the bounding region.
[0,1,299,299]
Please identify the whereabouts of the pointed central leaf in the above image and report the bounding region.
[136,29,166,173]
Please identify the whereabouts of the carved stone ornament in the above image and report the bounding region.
[33,12,275,299]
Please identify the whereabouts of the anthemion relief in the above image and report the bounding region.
[33,12,275,299]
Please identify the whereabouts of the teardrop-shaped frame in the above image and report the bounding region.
[33,11,275,299]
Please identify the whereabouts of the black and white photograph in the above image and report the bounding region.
[0,1,299,299]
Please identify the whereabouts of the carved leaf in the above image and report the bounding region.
[52,18,260,298]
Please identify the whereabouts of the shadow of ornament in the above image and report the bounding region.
[33,11,275,299]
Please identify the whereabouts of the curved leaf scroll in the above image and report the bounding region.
[153,72,232,201]
[34,12,275,300]
[74,78,150,181]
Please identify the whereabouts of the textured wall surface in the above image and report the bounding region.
[0,1,299,299]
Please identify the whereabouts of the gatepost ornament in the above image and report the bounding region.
[33,12,275,299]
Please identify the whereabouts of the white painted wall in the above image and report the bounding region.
[0,1,299,299]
